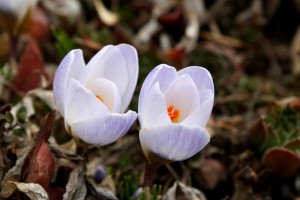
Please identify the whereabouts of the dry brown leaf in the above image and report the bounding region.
[63,163,87,200]
[42,0,82,22]
[88,185,118,200]
[162,181,206,200]
[199,158,226,189]
[291,26,300,75]
[9,181,49,200]
[0,155,26,198]
[93,0,119,26]
[200,31,248,49]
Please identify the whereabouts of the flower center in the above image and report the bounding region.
[167,105,180,123]
[96,95,104,102]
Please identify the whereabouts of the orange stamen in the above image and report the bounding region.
[167,105,180,123]
[96,95,104,102]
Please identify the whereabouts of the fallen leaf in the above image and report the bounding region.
[13,39,49,93]
[263,147,300,178]
[63,162,87,200]
[49,144,83,161]
[199,158,226,189]
[247,118,268,149]
[88,185,118,200]
[162,181,206,200]
[24,140,55,188]
[27,7,50,42]
[275,96,300,112]
[22,111,56,189]
[284,138,300,152]
[10,181,48,200]
[0,154,26,198]
[162,47,186,69]
[42,0,82,23]
[158,6,183,26]
[291,26,300,75]
[93,0,119,26]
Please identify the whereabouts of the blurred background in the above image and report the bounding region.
[0,0,300,199]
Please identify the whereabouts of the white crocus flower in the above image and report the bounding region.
[138,64,214,162]
[53,44,138,146]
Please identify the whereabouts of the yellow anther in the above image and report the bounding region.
[96,95,104,102]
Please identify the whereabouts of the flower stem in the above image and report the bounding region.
[143,163,159,187]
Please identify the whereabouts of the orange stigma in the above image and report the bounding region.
[96,95,104,102]
[167,105,180,123]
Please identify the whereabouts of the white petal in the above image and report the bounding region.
[53,49,85,117]
[181,90,214,126]
[165,74,200,122]
[139,124,210,161]
[115,44,139,112]
[86,78,121,113]
[139,83,171,128]
[85,45,128,98]
[178,66,214,93]
[71,111,137,146]
[64,78,109,125]
[138,64,178,115]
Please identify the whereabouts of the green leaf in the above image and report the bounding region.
[51,26,77,58]
[151,185,162,200]
[96,28,113,44]
[6,112,14,124]
[16,106,27,122]
[13,127,26,137]
[0,112,14,124]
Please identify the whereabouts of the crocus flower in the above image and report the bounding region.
[53,44,138,146]
[138,64,214,162]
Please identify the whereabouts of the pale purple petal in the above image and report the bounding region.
[138,64,178,115]
[181,90,214,126]
[178,66,214,94]
[139,83,171,128]
[139,124,210,161]
[85,45,128,98]
[86,78,121,113]
[71,111,137,146]
[53,49,85,116]
[116,44,139,112]
[64,79,109,125]
[165,74,200,122]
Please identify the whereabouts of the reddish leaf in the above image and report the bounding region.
[158,6,184,26]
[162,47,186,69]
[13,39,48,93]
[47,187,65,200]
[24,140,55,188]
[247,118,268,149]
[263,147,300,178]
[27,7,50,42]
[284,138,300,152]
[21,111,56,190]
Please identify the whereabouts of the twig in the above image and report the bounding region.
[165,164,181,181]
